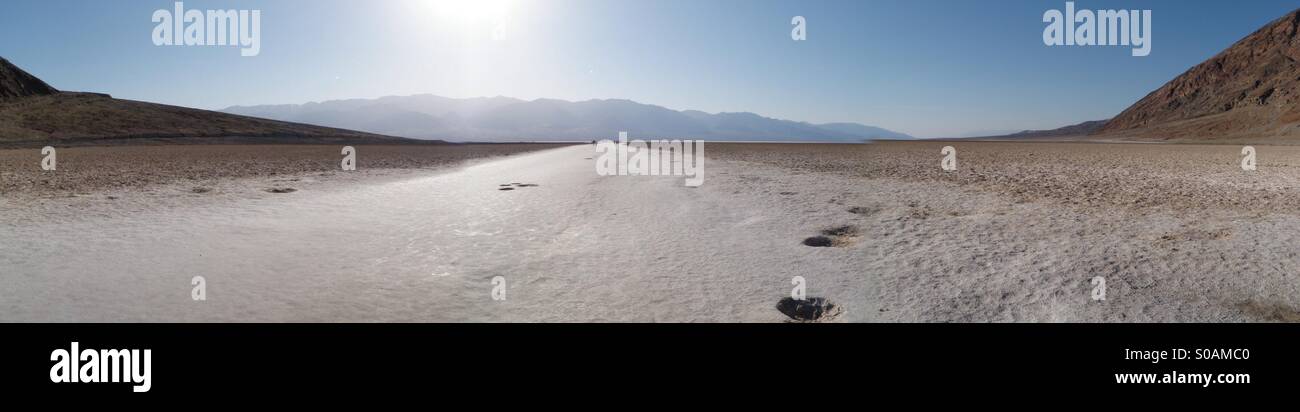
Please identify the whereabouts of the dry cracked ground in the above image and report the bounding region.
[707,141,1300,322]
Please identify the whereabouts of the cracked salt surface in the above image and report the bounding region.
[4,144,1300,322]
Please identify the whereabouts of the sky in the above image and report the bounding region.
[2,0,1299,138]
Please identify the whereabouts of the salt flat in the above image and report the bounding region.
[1,145,817,321]
[3,142,1300,322]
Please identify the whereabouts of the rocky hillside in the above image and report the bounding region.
[1100,9,1300,142]
[0,57,58,98]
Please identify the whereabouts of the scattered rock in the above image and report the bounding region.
[499,183,540,190]
[821,225,860,237]
[801,225,862,248]
[1156,227,1232,243]
[847,206,879,215]
[908,207,932,220]
[777,297,841,322]
[802,236,834,247]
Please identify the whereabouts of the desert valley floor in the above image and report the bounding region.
[2,141,1299,322]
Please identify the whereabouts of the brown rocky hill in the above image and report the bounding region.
[0,57,416,146]
[1099,9,1300,142]
[0,57,58,98]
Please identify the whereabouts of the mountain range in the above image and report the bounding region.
[221,95,914,142]
[0,57,407,146]
[961,119,1109,140]
[10,7,1300,146]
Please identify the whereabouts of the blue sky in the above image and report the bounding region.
[2,0,1298,137]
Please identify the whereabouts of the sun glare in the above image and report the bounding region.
[432,0,514,24]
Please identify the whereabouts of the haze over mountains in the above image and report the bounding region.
[222,95,914,142]
[218,6,1300,145]
[13,8,1300,146]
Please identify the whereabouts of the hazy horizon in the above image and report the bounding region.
[5,0,1300,137]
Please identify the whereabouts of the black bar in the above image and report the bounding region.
[1,323,1289,400]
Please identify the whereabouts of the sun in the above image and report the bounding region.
[432,0,514,24]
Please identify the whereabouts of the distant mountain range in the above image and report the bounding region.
[962,119,1109,140]
[222,95,914,142]
[0,57,405,145]
[22,3,1300,148]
